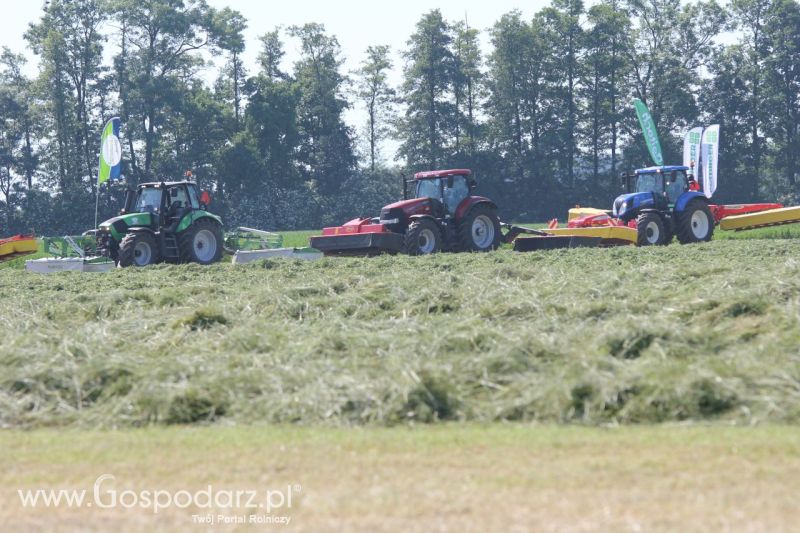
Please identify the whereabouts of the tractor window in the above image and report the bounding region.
[168,186,189,209]
[135,188,162,213]
[635,173,664,195]
[186,186,200,209]
[415,178,441,201]
[666,171,688,203]
[443,175,470,213]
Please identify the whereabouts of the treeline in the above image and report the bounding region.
[1,0,799,235]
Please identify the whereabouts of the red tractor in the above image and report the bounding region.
[310,169,502,255]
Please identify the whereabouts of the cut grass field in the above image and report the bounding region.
[4,425,800,531]
[2,237,800,428]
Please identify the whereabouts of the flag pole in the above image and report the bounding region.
[94,179,100,229]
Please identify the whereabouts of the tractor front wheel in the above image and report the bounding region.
[179,218,223,265]
[118,232,160,267]
[404,218,442,255]
[636,212,669,246]
[458,204,502,252]
[676,199,714,244]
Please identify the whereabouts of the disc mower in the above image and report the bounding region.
[95,181,223,267]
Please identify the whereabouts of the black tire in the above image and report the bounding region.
[117,232,160,267]
[458,204,502,252]
[636,212,669,246]
[404,218,442,255]
[179,217,224,264]
[676,199,714,244]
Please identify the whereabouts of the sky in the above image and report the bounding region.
[1,0,552,79]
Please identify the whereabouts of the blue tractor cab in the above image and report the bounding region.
[613,165,714,245]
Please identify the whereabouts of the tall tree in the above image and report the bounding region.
[26,0,106,193]
[0,49,39,191]
[730,0,772,199]
[289,23,355,196]
[398,10,454,169]
[211,7,247,128]
[541,0,585,188]
[623,0,726,165]
[111,0,218,180]
[452,20,482,160]
[240,28,299,191]
[583,1,630,189]
[763,0,800,195]
[354,45,395,172]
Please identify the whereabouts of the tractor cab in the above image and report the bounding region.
[632,166,690,205]
[412,170,474,214]
[126,182,202,223]
[615,166,692,220]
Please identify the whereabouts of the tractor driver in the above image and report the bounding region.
[443,175,470,213]
[666,170,689,203]
[165,186,190,220]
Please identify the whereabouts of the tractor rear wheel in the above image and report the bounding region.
[458,204,502,252]
[179,218,223,264]
[404,218,441,255]
[118,232,160,267]
[636,212,668,246]
[676,199,714,244]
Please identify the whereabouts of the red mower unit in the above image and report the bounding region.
[311,169,503,256]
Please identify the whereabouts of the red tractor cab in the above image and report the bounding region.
[311,169,502,255]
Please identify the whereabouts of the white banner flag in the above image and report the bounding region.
[701,125,720,199]
[683,127,703,178]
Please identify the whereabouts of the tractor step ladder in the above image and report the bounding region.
[163,234,180,259]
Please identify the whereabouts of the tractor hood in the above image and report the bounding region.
[382,197,434,216]
[98,212,153,240]
[379,198,435,232]
[612,192,655,219]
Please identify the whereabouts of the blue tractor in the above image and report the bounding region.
[613,165,714,246]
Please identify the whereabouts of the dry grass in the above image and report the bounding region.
[3,424,800,532]
[2,239,800,427]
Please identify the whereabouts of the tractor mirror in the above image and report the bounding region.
[200,190,212,206]
[446,176,454,188]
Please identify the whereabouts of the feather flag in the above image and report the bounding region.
[633,99,664,166]
[700,125,720,199]
[683,127,703,177]
[98,117,122,186]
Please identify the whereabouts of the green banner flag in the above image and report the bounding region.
[633,99,664,166]
[98,117,122,186]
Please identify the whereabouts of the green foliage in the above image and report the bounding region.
[4,0,800,236]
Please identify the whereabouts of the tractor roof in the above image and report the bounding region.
[413,169,472,180]
[137,181,197,188]
[636,165,690,174]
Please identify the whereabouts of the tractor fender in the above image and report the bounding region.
[126,226,156,236]
[176,211,223,233]
[407,214,439,225]
[454,196,498,221]
[674,191,708,213]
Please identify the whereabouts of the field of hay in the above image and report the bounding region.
[2,235,800,428]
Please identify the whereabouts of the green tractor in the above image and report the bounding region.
[96,181,224,267]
